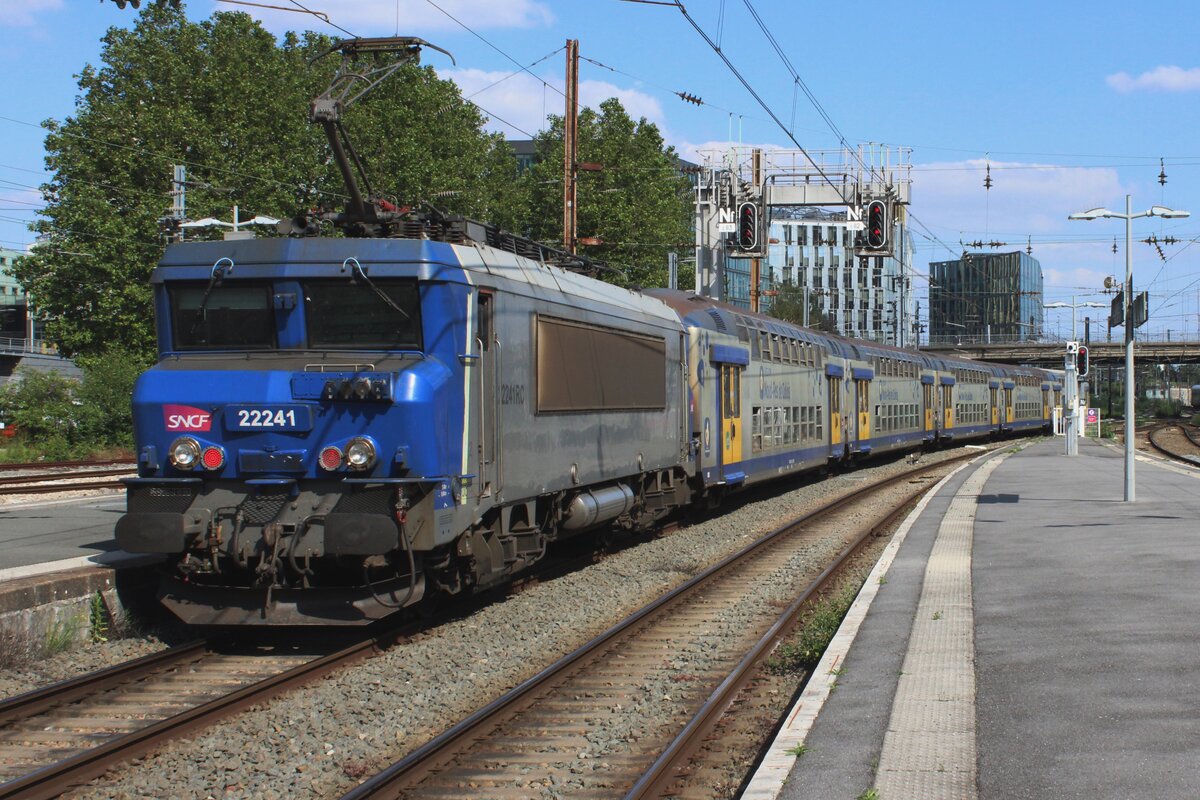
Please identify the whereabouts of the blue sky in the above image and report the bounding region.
[3,0,1200,339]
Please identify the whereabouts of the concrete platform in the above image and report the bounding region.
[0,495,160,651]
[746,437,1200,799]
[0,493,126,572]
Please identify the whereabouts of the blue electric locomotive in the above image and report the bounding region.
[117,224,695,625]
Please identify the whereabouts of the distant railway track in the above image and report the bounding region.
[0,459,133,473]
[0,635,396,800]
[341,449,987,800]
[0,460,136,496]
[1146,423,1200,467]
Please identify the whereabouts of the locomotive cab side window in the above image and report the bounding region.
[169,283,275,350]
[304,280,422,350]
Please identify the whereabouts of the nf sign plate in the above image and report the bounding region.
[717,207,736,234]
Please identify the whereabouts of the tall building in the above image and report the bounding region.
[728,207,916,345]
[0,248,28,339]
[928,251,1043,344]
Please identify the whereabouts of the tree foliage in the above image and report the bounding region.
[769,283,835,332]
[0,347,151,458]
[521,99,694,289]
[15,4,522,358]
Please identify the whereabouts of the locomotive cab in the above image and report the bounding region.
[117,239,467,624]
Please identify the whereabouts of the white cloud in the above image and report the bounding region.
[0,0,61,27]
[236,0,553,35]
[579,79,663,126]
[909,159,1130,297]
[911,158,1125,237]
[438,68,665,138]
[1106,65,1200,93]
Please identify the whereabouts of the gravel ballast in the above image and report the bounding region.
[66,446,997,799]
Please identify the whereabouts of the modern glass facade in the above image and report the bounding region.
[928,251,1043,344]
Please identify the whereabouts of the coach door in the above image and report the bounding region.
[942,383,954,429]
[1042,387,1051,421]
[922,381,935,433]
[855,378,871,443]
[476,291,498,498]
[720,364,743,471]
[829,376,843,447]
[990,387,999,426]
[1005,387,1014,424]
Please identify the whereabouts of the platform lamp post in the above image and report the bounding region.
[1069,196,1190,501]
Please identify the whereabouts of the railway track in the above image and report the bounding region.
[1145,423,1200,466]
[341,449,986,800]
[0,460,133,473]
[0,635,392,800]
[0,466,135,497]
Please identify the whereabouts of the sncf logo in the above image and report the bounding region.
[164,404,212,432]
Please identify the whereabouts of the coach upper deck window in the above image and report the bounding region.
[304,280,422,350]
[169,283,275,350]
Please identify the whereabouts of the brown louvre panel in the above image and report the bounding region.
[537,316,666,412]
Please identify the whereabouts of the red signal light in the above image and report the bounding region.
[866,200,888,249]
[736,201,759,250]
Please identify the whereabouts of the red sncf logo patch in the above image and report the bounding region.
[163,404,212,432]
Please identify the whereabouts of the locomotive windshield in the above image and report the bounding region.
[169,283,275,350]
[304,279,422,350]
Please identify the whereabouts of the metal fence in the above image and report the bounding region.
[0,337,57,355]
[924,331,1200,348]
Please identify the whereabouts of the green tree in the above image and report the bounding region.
[769,283,835,332]
[521,99,693,289]
[15,3,521,358]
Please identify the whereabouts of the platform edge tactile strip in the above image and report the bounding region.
[873,453,1005,800]
[739,457,983,800]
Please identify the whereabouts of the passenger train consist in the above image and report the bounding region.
[115,216,1061,625]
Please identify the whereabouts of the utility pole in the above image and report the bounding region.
[562,39,579,254]
[168,164,186,243]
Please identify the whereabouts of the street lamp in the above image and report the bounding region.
[1043,298,1106,341]
[1068,196,1190,501]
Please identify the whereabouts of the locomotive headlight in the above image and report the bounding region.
[345,437,377,471]
[168,437,201,470]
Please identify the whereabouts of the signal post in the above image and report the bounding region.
[1063,341,1089,456]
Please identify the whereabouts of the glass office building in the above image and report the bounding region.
[928,251,1043,345]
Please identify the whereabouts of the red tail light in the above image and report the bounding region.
[319,446,344,471]
[201,446,225,471]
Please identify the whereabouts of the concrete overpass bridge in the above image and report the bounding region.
[920,337,1200,367]
[0,337,80,385]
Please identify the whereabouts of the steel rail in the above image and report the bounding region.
[0,641,208,727]
[1146,424,1200,466]
[0,637,388,800]
[624,461,951,798]
[0,468,134,488]
[340,448,986,800]
[0,460,133,472]
[0,480,126,497]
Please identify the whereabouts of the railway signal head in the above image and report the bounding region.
[866,200,888,249]
[1076,345,1089,377]
[737,201,759,251]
